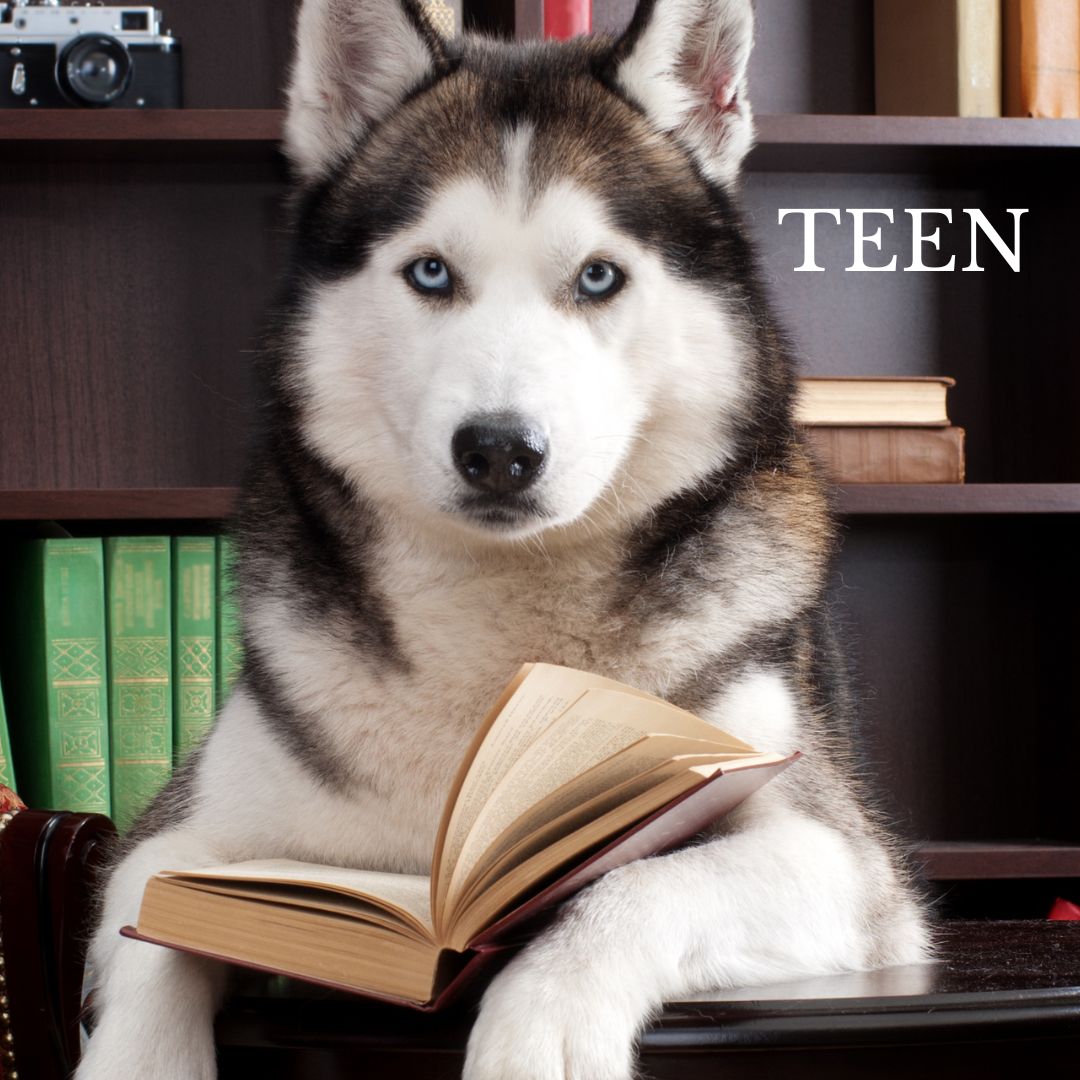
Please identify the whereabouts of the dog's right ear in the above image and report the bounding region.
[285,0,449,181]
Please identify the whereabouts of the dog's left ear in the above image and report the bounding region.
[285,0,449,181]
[606,0,754,186]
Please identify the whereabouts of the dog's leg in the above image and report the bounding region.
[463,810,929,1080]
[75,829,228,1080]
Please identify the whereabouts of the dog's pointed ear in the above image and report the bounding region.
[606,0,755,186]
[285,0,449,181]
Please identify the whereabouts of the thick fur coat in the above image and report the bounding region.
[77,2,930,1078]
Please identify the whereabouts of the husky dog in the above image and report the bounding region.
[77,1,930,1077]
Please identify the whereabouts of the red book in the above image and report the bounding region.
[545,0,591,39]
[1049,897,1080,921]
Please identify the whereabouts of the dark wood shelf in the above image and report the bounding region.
[2,484,1079,521]
[918,841,1080,881]
[3,111,1080,170]
[0,488,238,520]
[0,109,285,162]
[751,114,1080,172]
[0,109,282,141]
[834,484,1080,515]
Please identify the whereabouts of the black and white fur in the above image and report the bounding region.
[77,2,930,1077]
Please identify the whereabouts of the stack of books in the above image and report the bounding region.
[796,376,964,484]
[2,536,244,829]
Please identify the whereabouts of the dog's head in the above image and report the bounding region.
[275,0,787,541]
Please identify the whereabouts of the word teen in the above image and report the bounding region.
[778,208,1028,272]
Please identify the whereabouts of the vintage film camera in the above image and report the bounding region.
[0,1,180,108]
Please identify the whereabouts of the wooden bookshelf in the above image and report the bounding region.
[1,0,1078,915]
[918,842,1080,882]
[3,485,1079,521]
[5,110,1080,172]
[833,484,1080,515]
[0,488,239,521]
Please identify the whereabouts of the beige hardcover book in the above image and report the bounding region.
[795,377,955,427]
[875,0,1002,117]
[808,426,966,484]
[1005,0,1080,117]
[126,663,794,1009]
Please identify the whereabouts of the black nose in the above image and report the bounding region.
[452,417,547,494]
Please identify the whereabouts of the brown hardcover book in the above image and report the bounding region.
[875,0,1002,117]
[795,377,955,427]
[808,426,966,484]
[1005,0,1080,117]
[123,663,795,1009]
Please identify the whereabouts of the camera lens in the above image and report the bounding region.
[58,35,132,106]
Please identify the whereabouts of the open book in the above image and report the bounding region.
[124,663,796,1008]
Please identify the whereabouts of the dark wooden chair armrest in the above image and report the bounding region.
[0,808,117,1080]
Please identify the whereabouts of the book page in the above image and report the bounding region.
[165,877,433,942]
[446,764,721,950]
[138,879,441,1005]
[446,686,754,907]
[453,747,743,907]
[161,860,432,933]
[432,665,665,920]
[456,753,733,911]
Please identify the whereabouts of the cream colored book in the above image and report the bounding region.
[875,0,1002,117]
[126,663,795,1009]
[796,377,955,427]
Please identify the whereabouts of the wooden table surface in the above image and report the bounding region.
[215,920,1080,1078]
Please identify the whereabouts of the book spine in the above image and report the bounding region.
[172,537,217,763]
[107,536,173,832]
[875,0,1001,117]
[1005,0,1080,117]
[958,0,1002,117]
[216,537,244,706]
[544,0,591,39]
[0,673,16,792]
[419,0,462,38]
[807,427,966,484]
[9,540,111,813]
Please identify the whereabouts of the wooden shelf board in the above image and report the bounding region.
[1,484,1079,520]
[0,109,282,141]
[752,115,1080,172]
[0,488,238,520]
[3,112,1080,170]
[0,109,286,162]
[834,484,1080,515]
[918,841,1080,881]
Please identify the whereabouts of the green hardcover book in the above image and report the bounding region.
[0,674,17,792]
[173,537,217,762]
[106,536,173,832]
[7,539,110,813]
[216,536,244,705]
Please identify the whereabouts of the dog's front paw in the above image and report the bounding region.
[463,943,647,1080]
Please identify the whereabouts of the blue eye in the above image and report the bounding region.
[577,260,623,301]
[407,257,452,294]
